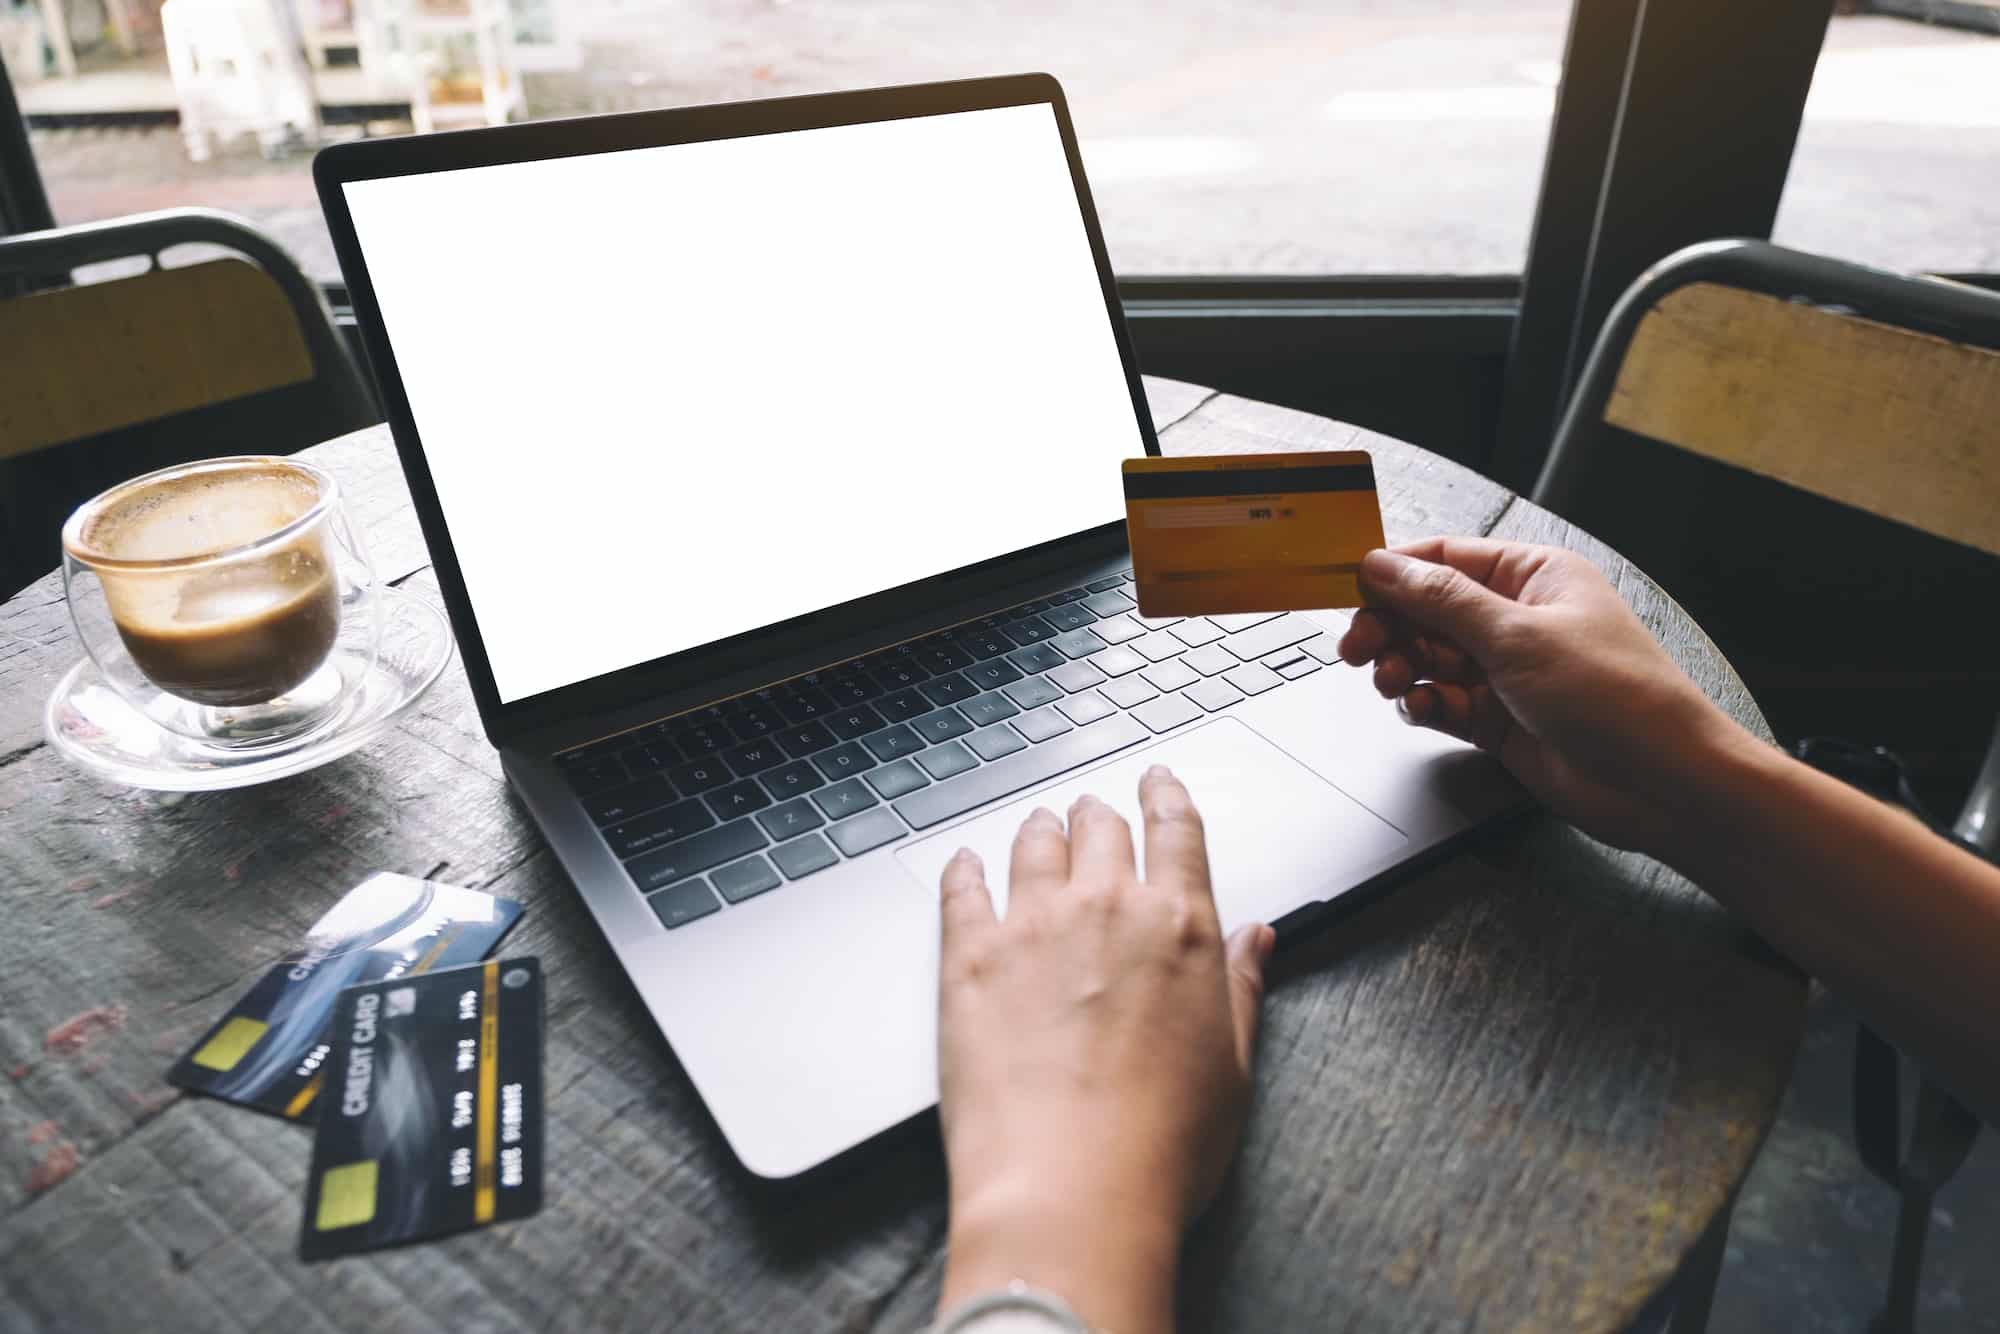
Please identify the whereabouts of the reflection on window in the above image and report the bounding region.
[9,0,1578,277]
[1774,12,2000,273]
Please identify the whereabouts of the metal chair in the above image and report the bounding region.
[0,207,376,596]
[1532,238,2000,1333]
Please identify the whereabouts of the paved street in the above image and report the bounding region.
[20,4,2000,279]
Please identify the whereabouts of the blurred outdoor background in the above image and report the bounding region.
[2,0,1995,282]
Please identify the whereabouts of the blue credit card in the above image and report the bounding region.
[300,957,545,1259]
[166,872,524,1119]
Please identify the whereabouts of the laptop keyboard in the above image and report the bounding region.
[556,570,1350,931]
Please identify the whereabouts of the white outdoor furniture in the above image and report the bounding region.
[160,0,319,161]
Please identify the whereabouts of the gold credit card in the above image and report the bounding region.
[1122,450,1385,617]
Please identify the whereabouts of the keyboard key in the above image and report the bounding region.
[1132,692,1203,733]
[960,692,1021,728]
[1088,645,1148,677]
[1223,613,1321,661]
[911,708,974,744]
[1132,631,1187,662]
[1090,614,1147,645]
[1046,587,1088,603]
[824,704,886,741]
[812,741,875,781]
[1183,644,1237,676]
[1004,675,1064,710]
[1211,611,1282,633]
[1083,589,1136,617]
[728,705,787,740]
[967,723,1029,761]
[1262,646,1310,671]
[627,818,768,891]
[1014,706,1073,742]
[874,689,932,724]
[829,807,907,857]
[677,725,732,756]
[607,797,717,859]
[756,797,827,841]
[622,741,677,774]
[667,758,731,795]
[712,855,782,904]
[824,673,885,706]
[866,758,930,799]
[761,759,824,800]
[1187,678,1246,712]
[567,756,629,794]
[919,672,980,707]
[962,627,1013,660]
[964,658,1024,691]
[1101,675,1159,709]
[1133,614,1183,630]
[1168,618,1225,647]
[812,778,879,821]
[862,724,926,762]
[776,722,837,759]
[1303,634,1345,665]
[1042,602,1097,632]
[1222,662,1284,696]
[707,778,773,821]
[1048,659,1108,693]
[916,642,973,674]
[1278,657,1321,679]
[895,714,1149,830]
[648,878,721,929]
[583,774,676,827]
[1057,690,1116,727]
[1140,659,1201,693]
[1052,627,1110,660]
[917,740,979,780]
[1002,616,1059,646]
[777,689,837,724]
[1007,642,1067,675]
[771,832,839,880]
[1085,575,1126,593]
[722,740,787,777]
[871,660,930,691]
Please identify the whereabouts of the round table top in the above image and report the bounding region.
[0,378,1804,1332]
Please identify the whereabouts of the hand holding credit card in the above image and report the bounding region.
[1122,451,1386,618]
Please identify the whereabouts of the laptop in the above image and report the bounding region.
[313,73,1525,1179]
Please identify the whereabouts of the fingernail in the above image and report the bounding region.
[1398,689,1431,724]
[1256,923,1277,963]
[948,846,973,865]
[1145,764,1173,781]
[1029,806,1058,825]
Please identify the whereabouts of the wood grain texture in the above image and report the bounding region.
[0,379,1802,1332]
[1606,282,2000,557]
[0,260,314,460]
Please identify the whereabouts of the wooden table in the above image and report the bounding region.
[0,379,1805,1332]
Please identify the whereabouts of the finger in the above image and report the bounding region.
[1372,637,1486,698]
[1138,765,1214,905]
[1337,606,1400,665]
[1399,682,1517,755]
[939,848,998,965]
[1066,793,1137,887]
[1357,548,1515,659]
[1008,805,1071,906]
[1224,923,1276,1071]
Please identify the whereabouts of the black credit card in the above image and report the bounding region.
[167,873,525,1120]
[300,957,545,1259]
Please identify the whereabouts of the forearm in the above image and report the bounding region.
[1661,721,2000,1121]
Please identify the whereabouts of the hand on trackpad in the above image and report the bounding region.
[896,718,1408,932]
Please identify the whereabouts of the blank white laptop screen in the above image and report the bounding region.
[342,102,1147,704]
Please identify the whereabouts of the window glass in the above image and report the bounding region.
[1773,12,2000,273]
[6,0,1571,279]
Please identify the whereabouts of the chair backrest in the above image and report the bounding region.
[0,208,377,596]
[1529,239,2000,770]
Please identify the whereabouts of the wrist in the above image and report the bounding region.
[942,1178,1182,1332]
[1644,704,1785,879]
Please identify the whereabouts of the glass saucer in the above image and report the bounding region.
[45,585,454,792]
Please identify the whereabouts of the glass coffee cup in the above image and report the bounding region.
[61,456,380,750]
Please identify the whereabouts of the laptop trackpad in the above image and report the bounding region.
[895,718,1409,932]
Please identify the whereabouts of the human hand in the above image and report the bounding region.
[934,767,1275,1333]
[1337,538,1751,856]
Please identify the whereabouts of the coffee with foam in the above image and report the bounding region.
[74,464,341,706]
